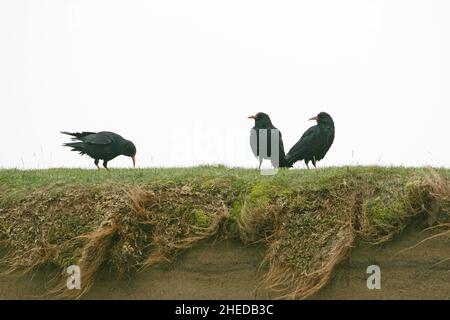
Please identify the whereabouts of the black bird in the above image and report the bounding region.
[248,112,288,168]
[61,131,136,169]
[285,112,335,169]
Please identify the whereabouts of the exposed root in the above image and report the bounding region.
[139,204,230,270]
[253,183,358,299]
[262,226,354,300]
[47,218,118,299]
[238,196,280,245]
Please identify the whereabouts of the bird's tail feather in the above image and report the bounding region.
[61,131,96,141]
[62,142,86,155]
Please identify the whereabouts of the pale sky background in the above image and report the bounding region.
[0,0,449,169]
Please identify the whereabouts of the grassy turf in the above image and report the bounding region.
[2,165,448,190]
[0,166,448,299]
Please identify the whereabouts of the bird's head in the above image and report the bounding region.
[123,140,137,168]
[309,112,334,127]
[247,112,273,127]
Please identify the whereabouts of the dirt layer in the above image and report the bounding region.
[1,224,449,300]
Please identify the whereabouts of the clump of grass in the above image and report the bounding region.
[237,180,291,244]
[127,186,230,271]
[390,170,450,258]
[249,180,358,299]
[0,184,122,277]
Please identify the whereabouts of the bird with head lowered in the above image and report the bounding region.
[61,131,136,169]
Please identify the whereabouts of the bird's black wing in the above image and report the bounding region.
[285,126,318,166]
[81,132,115,145]
[62,131,123,161]
[315,126,335,161]
[61,131,97,141]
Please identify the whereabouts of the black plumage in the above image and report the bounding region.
[285,112,335,169]
[61,131,136,169]
[248,112,288,168]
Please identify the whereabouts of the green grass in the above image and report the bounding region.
[2,165,448,190]
[0,165,448,216]
[0,165,428,213]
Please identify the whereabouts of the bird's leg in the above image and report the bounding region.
[103,161,109,170]
[94,159,100,170]
[312,156,317,168]
[305,161,310,170]
[259,158,263,170]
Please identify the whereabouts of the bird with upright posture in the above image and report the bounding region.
[61,131,136,169]
[285,112,335,169]
[248,112,288,168]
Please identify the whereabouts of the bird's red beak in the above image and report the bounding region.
[309,116,319,121]
[248,115,256,120]
[131,155,136,168]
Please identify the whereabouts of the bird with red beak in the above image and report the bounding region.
[248,112,289,168]
[125,143,137,169]
[62,131,137,169]
[285,112,335,169]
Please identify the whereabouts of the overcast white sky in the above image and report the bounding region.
[0,0,449,169]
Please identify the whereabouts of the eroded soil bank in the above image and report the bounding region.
[2,223,449,300]
[1,167,448,299]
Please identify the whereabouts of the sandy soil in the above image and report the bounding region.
[1,224,449,300]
